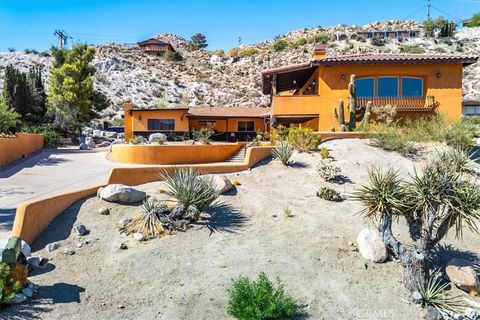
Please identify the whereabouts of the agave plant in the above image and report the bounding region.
[272,141,294,166]
[416,271,464,314]
[160,168,219,220]
[121,197,166,238]
[434,147,477,174]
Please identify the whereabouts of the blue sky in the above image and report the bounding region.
[0,0,479,51]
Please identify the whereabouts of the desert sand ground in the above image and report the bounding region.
[2,139,480,320]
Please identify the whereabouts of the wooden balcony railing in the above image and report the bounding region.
[356,96,438,112]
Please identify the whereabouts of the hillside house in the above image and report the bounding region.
[137,38,175,57]
[123,104,270,141]
[262,45,478,131]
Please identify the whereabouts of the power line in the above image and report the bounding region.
[53,30,73,48]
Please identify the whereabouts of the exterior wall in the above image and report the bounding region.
[132,110,189,132]
[11,146,272,244]
[0,133,44,167]
[189,117,267,133]
[111,143,245,165]
[124,102,133,140]
[272,63,464,131]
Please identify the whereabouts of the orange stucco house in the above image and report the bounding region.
[123,103,270,141]
[262,44,478,131]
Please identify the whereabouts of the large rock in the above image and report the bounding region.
[148,133,167,144]
[85,136,95,149]
[98,184,146,204]
[117,133,125,139]
[210,175,233,194]
[356,228,388,263]
[446,258,479,293]
[92,129,102,137]
[105,131,118,138]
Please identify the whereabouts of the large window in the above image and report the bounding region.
[147,119,175,131]
[401,77,423,97]
[377,77,399,97]
[238,121,255,132]
[198,120,216,128]
[355,78,375,97]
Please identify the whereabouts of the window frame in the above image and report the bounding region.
[355,77,375,97]
[401,76,424,97]
[147,118,175,131]
[376,76,399,97]
[198,120,217,128]
[237,121,255,132]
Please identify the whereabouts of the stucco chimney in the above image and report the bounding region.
[312,43,326,59]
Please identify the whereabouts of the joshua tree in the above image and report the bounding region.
[353,149,480,290]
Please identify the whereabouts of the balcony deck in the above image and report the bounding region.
[356,96,438,112]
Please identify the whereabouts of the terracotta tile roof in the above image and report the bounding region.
[261,62,312,76]
[187,106,271,118]
[313,53,478,66]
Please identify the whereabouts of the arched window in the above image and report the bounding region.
[355,77,374,97]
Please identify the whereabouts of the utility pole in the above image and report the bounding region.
[427,0,431,20]
[238,36,242,47]
[53,30,72,48]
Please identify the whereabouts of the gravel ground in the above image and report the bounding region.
[3,139,480,320]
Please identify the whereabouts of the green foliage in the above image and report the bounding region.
[228,272,297,320]
[371,105,397,124]
[129,135,141,144]
[467,12,480,27]
[369,123,416,155]
[400,45,426,54]
[287,127,320,152]
[47,44,106,134]
[3,64,46,125]
[160,168,219,219]
[416,271,464,314]
[111,117,124,126]
[315,159,341,182]
[22,124,62,147]
[238,47,260,57]
[191,128,214,144]
[293,37,307,48]
[0,262,21,305]
[164,51,183,61]
[462,116,480,138]
[319,147,330,159]
[212,49,225,56]
[306,32,329,44]
[190,33,208,50]
[370,38,386,46]
[444,122,473,149]
[272,141,294,166]
[0,97,19,134]
[271,39,289,52]
[424,17,456,37]
[316,186,343,202]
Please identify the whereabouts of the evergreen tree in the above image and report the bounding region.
[190,33,208,50]
[0,96,19,134]
[47,44,109,134]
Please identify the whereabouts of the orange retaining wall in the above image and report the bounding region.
[319,132,368,141]
[10,146,272,244]
[110,143,245,165]
[0,133,44,167]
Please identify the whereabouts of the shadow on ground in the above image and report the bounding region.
[202,202,248,235]
[0,208,16,233]
[429,244,480,272]
[31,199,86,252]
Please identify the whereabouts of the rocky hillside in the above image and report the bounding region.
[0,20,479,118]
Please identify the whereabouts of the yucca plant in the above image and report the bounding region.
[416,271,464,314]
[228,272,297,320]
[120,197,166,238]
[435,147,477,174]
[160,168,219,220]
[272,141,294,166]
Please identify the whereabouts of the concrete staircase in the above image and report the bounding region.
[225,145,247,162]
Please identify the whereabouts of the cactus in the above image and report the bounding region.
[333,99,345,126]
[347,74,356,131]
[358,101,372,130]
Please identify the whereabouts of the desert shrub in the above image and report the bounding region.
[0,97,19,134]
[467,12,480,27]
[0,262,21,305]
[444,122,473,149]
[270,125,289,144]
[271,39,289,52]
[435,148,475,173]
[164,51,183,61]
[371,105,397,124]
[272,141,294,166]
[7,47,15,52]
[129,135,141,144]
[293,37,307,48]
[400,45,426,54]
[22,124,62,147]
[238,47,260,57]
[227,47,241,57]
[316,186,343,202]
[370,38,386,46]
[462,116,480,137]
[306,32,329,44]
[192,128,214,144]
[319,147,330,159]
[228,272,297,320]
[315,159,341,181]
[283,204,292,218]
[369,123,416,155]
[161,168,219,219]
[287,127,320,152]
[111,117,124,126]
[121,197,166,238]
[212,49,225,56]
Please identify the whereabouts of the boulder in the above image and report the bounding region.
[148,133,167,144]
[74,224,89,236]
[105,131,118,138]
[210,175,233,194]
[446,258,479,293]
[92,129,102,137]
[79,142,89,150]
[356,228,388,263]
[22,287,33,298]
[45,242,60,252]
[85,137,95,149]
[0,238,31,258]
[83,127,93,136]
[98,184,146,204]
[98,207,110,215]
[133,233,145,241]
[64,248,75,255]
[97,141,111,148]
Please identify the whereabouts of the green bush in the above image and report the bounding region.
[272,141,294,166]
[228,272,297,320]
[369,123,416,155]
[112,117,124,126]
[212,49,225,56]
[445,122,473,149]
[287,127,320,152]
[271,39,289,52]
[1,262,21,305]
[319,147,330,159]
[239,47,260,57]
[0,97,19,134]
[315,159,341,181]
[22,124,62,147]
[293,37,307,48]
[467,12,480,27]
[129,135,141,144]
[306,32,329,44]
[316,186,343,202]
[164,51,183,61]
[192,128,214,144]
[400,45,426,54]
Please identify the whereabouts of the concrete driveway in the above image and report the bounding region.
[0,148,126,239]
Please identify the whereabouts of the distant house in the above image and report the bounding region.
[137,38,175,57]
[123,104,270,142]
[359,29,421,40]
